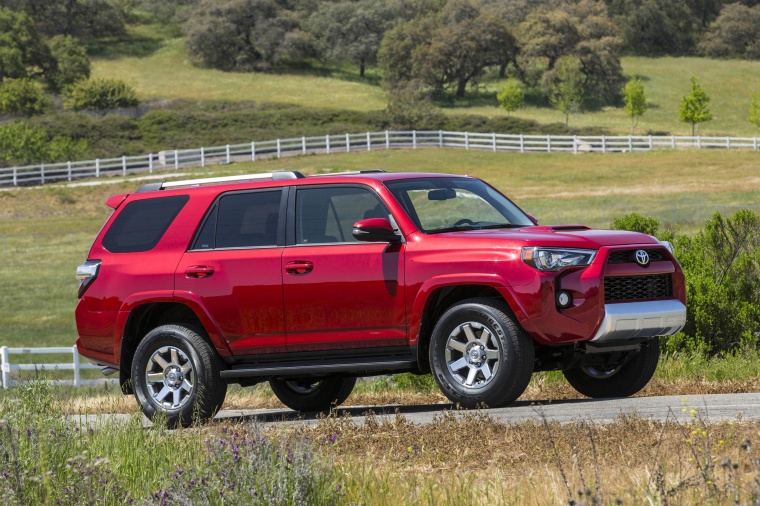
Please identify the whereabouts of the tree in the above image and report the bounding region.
[749,90,760,129]
[543,56,584,126]
[383,80,443,130]
[497,78,524,116]
[0,8,56,83]
[306,0,398,77]
[184,0,312,72]
[0,77,50,116]
[698,3,760,59]
[378,0,516,97]
[0,0,126,39]
[48,35,91,91]
[606,0,698,56]
[0,120,48,165]
[622,75,647,135]
[63,78,138,110]
[679,77,712,136]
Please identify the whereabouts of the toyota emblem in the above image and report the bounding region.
[634,249,650,267]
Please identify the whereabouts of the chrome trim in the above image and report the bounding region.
[591,300,686,342]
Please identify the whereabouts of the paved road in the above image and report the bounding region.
[75,393,760,428]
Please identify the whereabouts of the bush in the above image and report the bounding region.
[0,78,51,117]
[48,35,91,91]
[63,78,138,111]
[0,121,48,165]
[612,211,760,355]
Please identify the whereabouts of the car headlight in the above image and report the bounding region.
[660,240,674,255]
[521,247,597,271]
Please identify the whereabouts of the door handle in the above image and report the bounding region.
[185,266,214,278]
[285,261,314,275]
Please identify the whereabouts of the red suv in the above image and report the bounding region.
[75,170,686,426]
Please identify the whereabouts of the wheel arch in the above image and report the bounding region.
[413,282,525,374]
[118,301,229,394]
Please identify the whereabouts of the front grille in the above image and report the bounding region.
[604,274,673,302]
[607,249,665,264]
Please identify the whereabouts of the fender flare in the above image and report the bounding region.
[114,291,232,361]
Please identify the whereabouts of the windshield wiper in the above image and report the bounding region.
[428,223,526,234]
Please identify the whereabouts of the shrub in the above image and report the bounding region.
[0,121,48,165]
[612,211,760,355]
[63,78,138,111]
[48,35,91,91]
[0,78,51,117]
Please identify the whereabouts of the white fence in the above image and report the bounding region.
[0,345,115,388]
[2,131,760,187]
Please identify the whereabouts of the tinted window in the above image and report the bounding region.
[296,187,387,244]
[194,190,281,249]
[102,195,189,253]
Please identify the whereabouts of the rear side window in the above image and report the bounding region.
[193,190,281,249]
[102,195,189,253]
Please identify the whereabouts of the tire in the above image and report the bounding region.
[131,324,227,428]
[269,377,356,412]
[563,337,660,398]
[429,298,534,409]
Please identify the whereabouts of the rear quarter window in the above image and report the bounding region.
[102,195,189,253]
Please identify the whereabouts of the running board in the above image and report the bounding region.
[220,355,417,379]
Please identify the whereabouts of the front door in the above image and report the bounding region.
[282,185,406,352]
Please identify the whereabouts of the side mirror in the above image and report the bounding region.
[352,218,401,243]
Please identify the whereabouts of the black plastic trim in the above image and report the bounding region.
[221,355,417,379]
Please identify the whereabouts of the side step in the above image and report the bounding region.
[220,355,417,379]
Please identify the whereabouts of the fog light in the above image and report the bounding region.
[557,291,571,308]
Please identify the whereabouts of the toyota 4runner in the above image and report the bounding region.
[75,170,686,426]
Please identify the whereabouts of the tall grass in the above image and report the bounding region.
[0,381,342,505]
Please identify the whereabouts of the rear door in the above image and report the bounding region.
[175,188,286,355]
[281,185,406,352]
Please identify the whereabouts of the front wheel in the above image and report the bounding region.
[429,298,534,409]
[131,324,227,428]
[563,337,660,398]
[269,377,356,412]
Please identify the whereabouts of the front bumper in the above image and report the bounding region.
[591,300,686,342]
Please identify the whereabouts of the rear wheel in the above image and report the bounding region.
[563,337,660,398]
[269,377,356,412]
[131,324,227,428]
[429,298,534,409]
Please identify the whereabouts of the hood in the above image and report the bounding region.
[430,225,661,249]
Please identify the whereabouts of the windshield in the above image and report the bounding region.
[384,177,534,233]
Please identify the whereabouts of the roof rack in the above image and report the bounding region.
[135,171,305,192]
[134,169,387,193]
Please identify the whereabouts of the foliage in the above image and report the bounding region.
[750,90,760,129]
[0,0,126,39]
[622,75,647,134]
[496,78,524,116]
[63,78,138,111]
[543,56,585,126]
[0,120,48,164]
[184,0,312,72]
[699,3,760,59]
[0,382,343,505]
[516,0,625,108]
[379,0,517,97]
[383,80,444,130]
[606,0,699,56]
[679,76,713,136]
[0,77,49,116]
[612,210,760,356]
[48,35,90,91]
[0,7,56,83]
[306,0,398,78]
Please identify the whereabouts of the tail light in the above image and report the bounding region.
[76,260,101,298]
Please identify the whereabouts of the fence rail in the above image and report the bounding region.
[0,345,115,388]
[2,131,759,188]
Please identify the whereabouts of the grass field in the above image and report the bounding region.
[4,380,760,505]
[2,148,759,352]
[91,23,760,137]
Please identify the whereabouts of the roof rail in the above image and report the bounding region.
[134,169,387,193]
[135,171,305,192]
